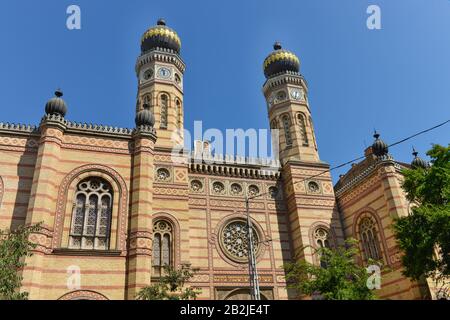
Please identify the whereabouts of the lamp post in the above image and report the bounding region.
[245,196,261,300]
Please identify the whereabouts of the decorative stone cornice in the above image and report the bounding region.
[0,122,39,136]
[262,71,308,95]
[132,125,157,142]
[66,120,134,136]
[135,48,186,74]
[334,155,406,197]
[40,114,67,131]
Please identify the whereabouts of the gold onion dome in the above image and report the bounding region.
[45,89,67,117]
[141,19,181,54]
[263,42,300,78]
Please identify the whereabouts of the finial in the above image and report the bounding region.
[412,147,419,157]
[273,42,282,50]
[157,18,166,26]
[55,88,63,98]
[373,129,380,139]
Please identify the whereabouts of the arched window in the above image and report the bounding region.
[313,227,331,268]
[160,94,168,129]
[309,116,318,150]
[143,94,152,109]
[359,217,381,261]
[314,227,330,249]
[297,113,309,146]
[282,115,292,146]
[270,119,278,130]
[175,99,182,129]
[152,220,173,277]
[69,178,112,250]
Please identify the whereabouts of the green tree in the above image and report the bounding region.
[136,264,201,300]
[393,144,450,297]
[284,239,377,300]
[0,223,42,300]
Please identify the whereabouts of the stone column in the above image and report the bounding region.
[126,126,157,299]
[22,114,66,299]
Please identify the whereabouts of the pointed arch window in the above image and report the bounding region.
[313,227,332,268]
[143,94,152,109]
[282,115,292,146]
[69,178,112,250]
[152,220,173,277]
[270,119,277,130]
[297,113,309,146]
[359,217,381,261]
[160,94,168,129]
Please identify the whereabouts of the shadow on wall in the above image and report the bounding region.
[10,137,38,230]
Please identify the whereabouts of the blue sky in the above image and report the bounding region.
[0,0,449,182]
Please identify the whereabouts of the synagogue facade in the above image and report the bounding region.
[0,19,435,300]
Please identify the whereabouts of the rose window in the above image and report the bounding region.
[190,180,203,192]
[230,183,242,195]
[212,181,225,194]
[268,186,278,199]
[308,181,320,193]
[156,168,170,181]
[220,220,260,262]
[248,185,260,197]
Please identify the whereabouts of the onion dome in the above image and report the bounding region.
[141,19,181,54]
[263,42,300,79]
[372,131,389,157]
[411,148,428,169]
[45,89,67,117]
[135,103,155,127]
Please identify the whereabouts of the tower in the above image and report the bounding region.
[263,42,319,165]
[262,43,344,268]
[135,19,185,150]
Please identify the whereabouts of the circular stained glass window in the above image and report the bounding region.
[220,220,260,262]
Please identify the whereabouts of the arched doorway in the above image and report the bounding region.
[224,289,268,300]
[59,290,108,300]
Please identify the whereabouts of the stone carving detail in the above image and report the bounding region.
[248,185,260,197]
[156,168,171,182]
[212,181,225,195]
[268,186,279,199]
[190,179,203,192]
[307,181,320,193]
[230,183,243,196]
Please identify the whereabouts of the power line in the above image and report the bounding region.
[248,119,450,201]
[244,118,448,300]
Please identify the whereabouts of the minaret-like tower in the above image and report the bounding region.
[135,19,185,149]
[263,42,319,165]
[262,43,344,267]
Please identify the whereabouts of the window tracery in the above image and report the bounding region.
[220,220,260,262]
[69,178,112,250]
[152,220,173,277]
[297,113,309,146]
[359,217,381,261]
[282,115,292,146]
[160,94,168,129]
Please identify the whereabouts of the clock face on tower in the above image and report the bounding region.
[158,67,172,79]
[143,68,153,81]
[290,88,304,101]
